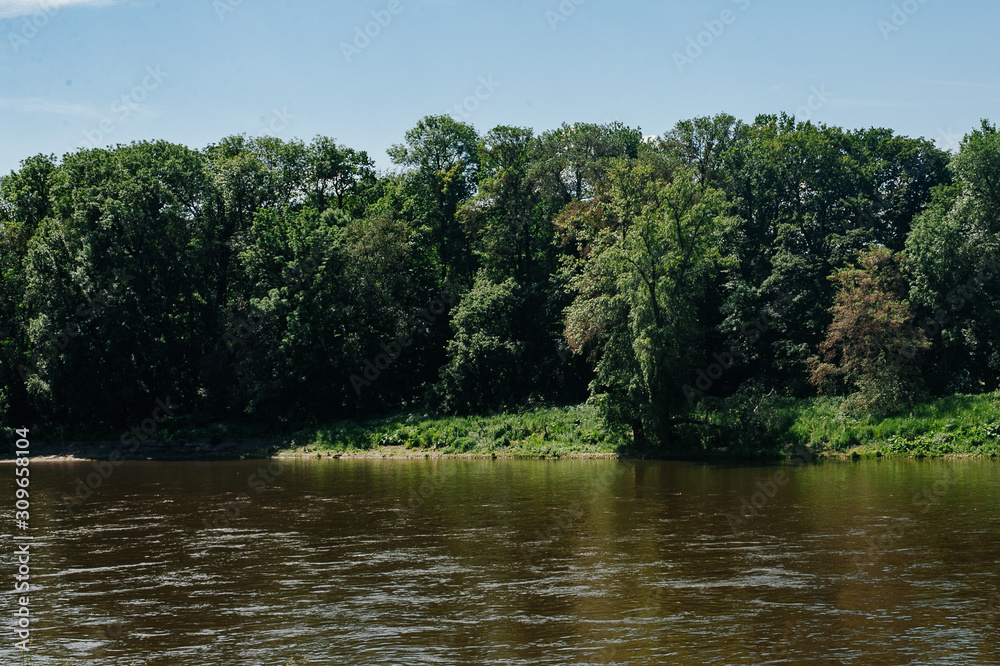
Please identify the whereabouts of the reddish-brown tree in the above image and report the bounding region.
[809,248,929,414]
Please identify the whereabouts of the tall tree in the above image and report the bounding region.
[305,136,376,216]
[0,154,57,422]
[906,121,1000,391]
[388,115,480,282]
[658,113,739,189]
[22,142,214,425]
[565,168,736,449]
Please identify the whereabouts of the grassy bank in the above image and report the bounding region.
[284,404,627,458]
[773,391,1000,459]
[282,391,1000,460]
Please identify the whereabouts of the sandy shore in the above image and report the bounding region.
[276,446,623,460]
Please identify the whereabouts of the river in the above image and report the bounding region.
[2,458,999,664]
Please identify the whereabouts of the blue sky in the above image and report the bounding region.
[0,0,996,176]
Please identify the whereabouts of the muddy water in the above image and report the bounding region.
[2,458,999,664]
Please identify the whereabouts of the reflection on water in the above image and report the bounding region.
[2,458,999,664]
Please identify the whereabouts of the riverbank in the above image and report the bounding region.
[773,391,1000,459]
[283,405,627,459]
[5,393,1000,462]
[0,405,627,462]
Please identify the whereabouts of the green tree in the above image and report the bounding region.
[718,114,949,395]
[388,115,480,281]
[951,120,1000,217]
[531,122,643,206]
[565,169,736,449]
[658,113,739,188]
[906,121,1000,391]
[462,126,546,283]
[0,154,57,423]
[230,202,434,419]
[305,136,376,216]
[22,142,215,425]
[433,273,524,413]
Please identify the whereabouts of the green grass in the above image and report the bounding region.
[771,391,1000,459]
[289,392,1000,461]
[286,404,627,458]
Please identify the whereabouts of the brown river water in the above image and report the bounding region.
[2,458,999,664]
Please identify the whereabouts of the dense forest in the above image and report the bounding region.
[2,113,999,452]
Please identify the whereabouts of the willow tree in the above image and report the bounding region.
[565,167,736,450]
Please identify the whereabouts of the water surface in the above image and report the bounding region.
[2,458,999,664]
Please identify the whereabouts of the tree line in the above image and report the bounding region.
[2,113,998,450]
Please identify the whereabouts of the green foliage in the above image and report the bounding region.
[659,113,739,187]
[565,167,737,450]
[463,125,551,282]
[670,392,800,459]
[0,114,995,452]
[389,115,481,281]
[782,392,1000,458]
[21,142,213,425]
[0,154,57,422]
[432,273,524,413]
[306,135,376,216]
[296,404,626,458]
[906,121,1000,392]
[951,120,1000,217]
[718,114,950,394]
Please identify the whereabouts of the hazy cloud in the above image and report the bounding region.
[0,0,119,19]
[0,96,98,117]
[916,79,998,90]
